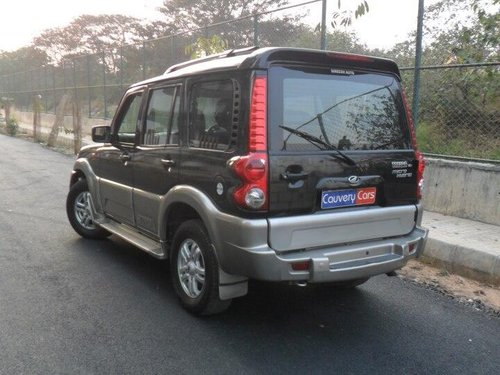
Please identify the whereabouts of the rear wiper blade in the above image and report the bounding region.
[279,125,356,166]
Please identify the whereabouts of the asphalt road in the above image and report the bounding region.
[0,134,499,374]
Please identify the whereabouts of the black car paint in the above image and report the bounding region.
[80,48,418,237]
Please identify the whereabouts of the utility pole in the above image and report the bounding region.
[320,0,327,50]
[412,0,424,128]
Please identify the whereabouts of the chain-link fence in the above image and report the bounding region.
[0,0,498,160]
[402,63,499,160]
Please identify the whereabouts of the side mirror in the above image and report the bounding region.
[92,125,111,143]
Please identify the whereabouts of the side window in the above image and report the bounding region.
[144,86,180,145]
[116,92,142,144]
[188,80,235,151]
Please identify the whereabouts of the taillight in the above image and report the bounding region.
[401,89,425,200]
[229,75,268,211]
[248,76,267,152]
[230,153,268,210]
[416,150,425,200]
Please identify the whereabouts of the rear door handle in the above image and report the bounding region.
[280,171,309,182]
[161,159,176,167]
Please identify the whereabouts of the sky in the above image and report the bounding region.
[0,0,435,52]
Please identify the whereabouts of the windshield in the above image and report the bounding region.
[268,66,411,152]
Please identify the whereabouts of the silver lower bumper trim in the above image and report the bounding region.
[217,226,428,283]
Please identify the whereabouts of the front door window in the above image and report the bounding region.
[116,93,143,144]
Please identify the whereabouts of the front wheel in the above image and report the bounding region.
[170,219,231,315]
[66,179,110,239]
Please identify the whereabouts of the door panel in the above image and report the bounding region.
[132,84,182,236]
[133,148,181,235]
[98,90,143,225]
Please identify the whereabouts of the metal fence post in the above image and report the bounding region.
[102,52,107,119]
[320,0,327,50]
[253,14,259,46]
[73,60,78,103]
[143,41,147,81]
[171,36,175,65]
[44,65,48,112]
[120,45,124,91]
[87,55,91,118]
[412,0,424,128]
[62,60,67,113]
[52,66,56,114]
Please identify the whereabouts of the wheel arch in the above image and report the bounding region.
[163,202,202,257]
[69,169,86,187]
[159,186,227,259]
[70,158,104,216]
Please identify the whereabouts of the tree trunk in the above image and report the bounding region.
[4,102,11,124]
[47,93,69,147]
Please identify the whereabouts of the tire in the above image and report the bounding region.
[170,219,231,315]
[66,179,110,239]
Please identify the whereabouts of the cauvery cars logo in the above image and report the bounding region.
[321,187,376,209]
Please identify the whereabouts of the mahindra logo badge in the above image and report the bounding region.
[348,175,360,185]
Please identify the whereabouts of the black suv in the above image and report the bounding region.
[66,47,428,314]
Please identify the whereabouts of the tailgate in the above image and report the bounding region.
[268,205,416,251]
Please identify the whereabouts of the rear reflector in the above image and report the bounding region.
[291,261,310,271]
[409,243,416,254]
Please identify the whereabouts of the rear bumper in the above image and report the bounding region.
[212,207,428,283]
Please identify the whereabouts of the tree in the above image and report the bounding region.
[32,15,162,66]
[157,0,299,50]
[410,0,500,158]
[423,0,499,63]
[158,0,288,30]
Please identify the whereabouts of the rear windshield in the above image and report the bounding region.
[268,66,411,152]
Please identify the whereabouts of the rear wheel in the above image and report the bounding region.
[170,219,231,315]
[66,179,110,239]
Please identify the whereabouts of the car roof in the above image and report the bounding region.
[130,47,401,88]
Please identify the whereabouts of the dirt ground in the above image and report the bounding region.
[399,260,500,317]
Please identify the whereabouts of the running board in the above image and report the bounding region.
[99,221,165,259]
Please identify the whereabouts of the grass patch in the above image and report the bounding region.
[417,122,500,160]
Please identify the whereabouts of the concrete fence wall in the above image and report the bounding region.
[423,158,500,225]
[14,110,110,135]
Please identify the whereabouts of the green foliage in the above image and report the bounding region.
[185,36,228,59]
[6,117,18,136]
[158,0,288,30]
[32,14,166,66]
[331,1,370,28]
[423,0,499,63]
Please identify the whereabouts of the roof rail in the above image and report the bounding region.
[164,46,259,74]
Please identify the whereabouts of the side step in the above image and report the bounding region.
[99,221,165,259]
